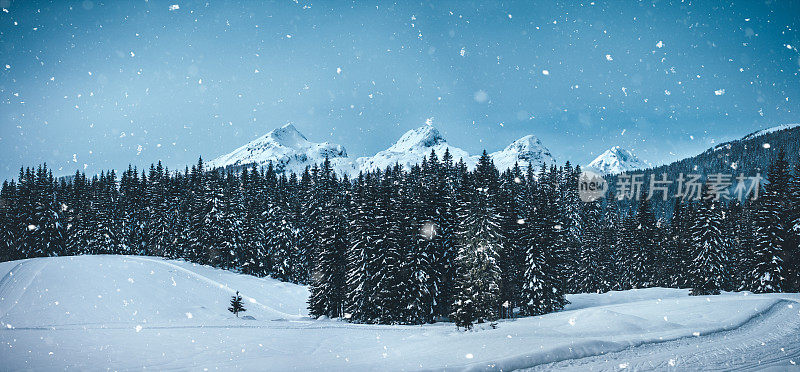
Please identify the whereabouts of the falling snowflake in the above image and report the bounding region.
[473,90,489,103]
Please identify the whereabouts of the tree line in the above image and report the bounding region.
[1,148,799,329]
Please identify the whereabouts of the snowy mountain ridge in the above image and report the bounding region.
[586,146,649,174]
[356,125,476,173]
[205,123,356,175]
[741,123,800,141]
[209,123,557,176]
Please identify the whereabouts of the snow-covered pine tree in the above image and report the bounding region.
[723,200,748,291]
[293,167,316,285]
[687,184,728,295]
[783,156,800,292]
[268,203,297,282]
[370,164,406,324]
[14,168,36,258]
[559,163,583,294]
[669,198,691,288]
[427,151,460,320]
[91,171,120,255]
[616,213,639,290]
[496,166,526,318]
[451,152,503,329]
[307,158,348,319]
[0,180,18,262]
[223,169,248,270]
[598,190,619,292]
[344,172,377,322]
[519,163,567,315]
[185,158,208,263]
[144,162,172,257]
[749,151,791,293]
[575,198,604,293]
[398,164,436,324]
[632,194,657,288]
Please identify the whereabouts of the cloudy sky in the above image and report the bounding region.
[1,0,799,180]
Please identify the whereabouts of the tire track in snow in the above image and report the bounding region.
[0,259,49,325]
[520,299,800,371]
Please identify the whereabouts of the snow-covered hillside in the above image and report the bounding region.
[356,125,475,173]
[587,146,649,174]
[742,123,800,141]
[206,123,356,175]
[3,256,800,370]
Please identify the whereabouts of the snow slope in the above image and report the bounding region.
[2,256,800,370]
[587,146,649,174]
[206,123,356,175]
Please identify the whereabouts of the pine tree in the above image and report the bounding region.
[598,190,619,292]
[228,291,246,317]
[307,159,348,319]
[520,164,567,315]
[575,199,604,293]
[451,152,503,329]
[616,213,639,290]
[785,157,800,291]
[0,181,18,262]
[687,184,727,295]
[632,195,657,288]
[670,199,691,288]
[749,151,791,293]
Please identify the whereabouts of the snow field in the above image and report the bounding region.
[1,256,799,371]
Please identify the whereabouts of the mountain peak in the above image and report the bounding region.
[267,123,309,148]
[587,146,648,174]
[505,135,544,151]
[358,124,473,173]
[388,125,446,152]
[206,123,352,173]
[490,134,555,172]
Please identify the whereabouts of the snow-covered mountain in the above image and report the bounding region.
[208,123,556,176]
[587,146,649,174]
[489,135,556,172]
[206,123,356,175]
[356,125,474,173]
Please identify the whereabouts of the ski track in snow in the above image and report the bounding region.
[0,259,49,320]
[521,299,800,371]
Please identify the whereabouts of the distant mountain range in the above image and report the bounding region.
[207,124,558,176]
[207,122,800,180]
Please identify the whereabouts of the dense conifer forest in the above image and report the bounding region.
[1,148,799,329]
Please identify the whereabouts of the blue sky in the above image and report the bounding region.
[1,0,799,180]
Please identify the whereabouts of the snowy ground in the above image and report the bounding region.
[1,256,799,371]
